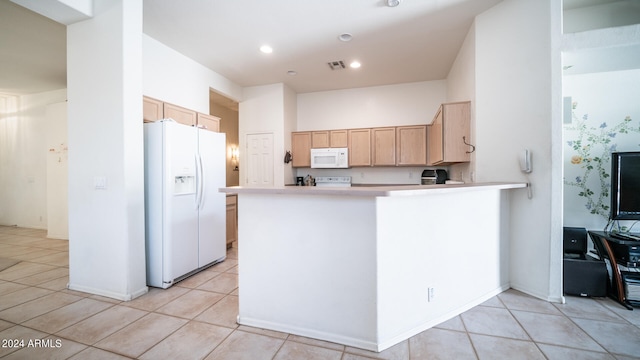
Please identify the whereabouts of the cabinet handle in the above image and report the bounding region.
[463,136,476,154]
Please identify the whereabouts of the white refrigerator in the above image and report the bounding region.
[144,120,226,288]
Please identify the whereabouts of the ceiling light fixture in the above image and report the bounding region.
[338,33,353,42]
[386,0,401,7]
[287,70,297,76]
[350,61,361,69]
[260,45,273,54]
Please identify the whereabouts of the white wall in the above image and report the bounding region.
[297,81,446,130]
[142,35,243,113]
[563,69,640,230]
[0,95,19,225]
[0,89,67,230]
[474,0,563,302]
[67,0,146,300]
[45,100,68,239]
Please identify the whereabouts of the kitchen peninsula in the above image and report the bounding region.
[220,182,526,352]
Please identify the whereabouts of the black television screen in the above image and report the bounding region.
[610,151,640,220]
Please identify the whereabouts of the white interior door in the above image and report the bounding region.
[246,133,274,187]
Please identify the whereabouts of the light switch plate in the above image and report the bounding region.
[94,176,107,190]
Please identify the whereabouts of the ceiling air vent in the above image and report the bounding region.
[328,60,346,70]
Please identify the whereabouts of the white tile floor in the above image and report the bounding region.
[1,225,640,359]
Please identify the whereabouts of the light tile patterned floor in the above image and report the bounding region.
[1,225,639,359]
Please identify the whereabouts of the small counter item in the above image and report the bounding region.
[421,169,448,185]
[421,170,437,185]
[435,169,448,184]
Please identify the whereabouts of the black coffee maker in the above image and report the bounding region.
[296,177,304,186]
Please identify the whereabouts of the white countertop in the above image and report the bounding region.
[220,182,527,197]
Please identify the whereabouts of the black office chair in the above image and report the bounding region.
[563,227,607,297]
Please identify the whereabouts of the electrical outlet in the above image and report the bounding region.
[428,287,435,302]
[360,172,365,178]
[409,172,413,179]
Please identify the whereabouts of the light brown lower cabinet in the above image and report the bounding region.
[226,194,237,248]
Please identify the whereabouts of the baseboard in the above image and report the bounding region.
[238,285,512,353]
[237,316,379,352]
[67,282,148,301]
[510,283,564,303]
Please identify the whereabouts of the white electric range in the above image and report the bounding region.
[314,176,352,187]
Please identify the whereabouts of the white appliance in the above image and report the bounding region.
[310,148,349,168]
[144,120,226,288]
[315,176,352,187]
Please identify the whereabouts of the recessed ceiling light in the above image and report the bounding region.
[387,0,401,7]
[287,70,297,76]
[350,61,361,69]
[338,33,353,42]
[260,45,273,54]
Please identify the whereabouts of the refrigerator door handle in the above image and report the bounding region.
[197,152,205,209]
[195,154,202,209]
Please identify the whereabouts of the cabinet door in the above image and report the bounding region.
[372,127,396,166]
[397,125,427,166]
[427,107,444,165]
[329,130,348,148]
[348,129,371,167]
[143,96,163,122]
[292,132,311,167]
[164,103,197,126]
[442,102,471,163]
[197,113,220,132]
[226,195,237,247]
[311,131,329,148]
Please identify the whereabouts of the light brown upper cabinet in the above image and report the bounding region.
[396,125,427,166]
[311,131,329,148]
[427,101,471,165]
[291,132,312,167]
[372,127,396,166]
[197,113,220,132]
[348,128,371,167]
[143,96,163,122]
[329,130,348,148]
[164,103,197,127]
[311,130,348,148]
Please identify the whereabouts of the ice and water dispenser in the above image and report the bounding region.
[174,175,195,194]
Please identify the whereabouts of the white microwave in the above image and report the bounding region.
[310,148,349,168]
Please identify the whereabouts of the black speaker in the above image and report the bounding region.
[563,227,588,255]
[563,257,607,297]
